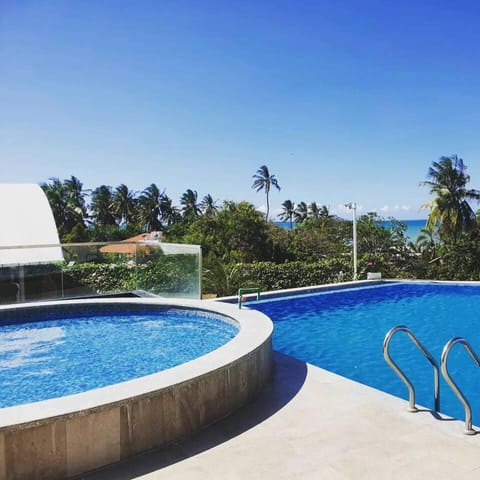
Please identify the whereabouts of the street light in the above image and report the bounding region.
[345,202,357,280]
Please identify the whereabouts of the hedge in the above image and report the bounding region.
[62,255,199,297]
[231,258,352,293]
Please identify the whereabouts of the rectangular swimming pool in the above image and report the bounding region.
[247,281,480,425]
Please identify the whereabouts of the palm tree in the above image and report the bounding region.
[200,194,219,217]
[416,226,436,258]
[309,202,320,220]
[294,201,308,223]
[64,176,87,221]
[251,165,281,221]
[421,155,480,241]
[159,194,180,226]
[41,177,67,228]
[320,205,331,218]
[90,185,116,226]
[180,189,201,219]
[42,177,85,230]
[112,184,137,226]
[279,200,295,229]
[138,183,163,231]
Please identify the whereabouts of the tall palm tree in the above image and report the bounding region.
[112,184,137,226]
[90,185,116,226]
[421,155,480,241]
[200,194,219,217]
[294,201,308,223]
[279,200,295,229]
[138,183,163,231]
[251,165,281,221]
[180,189,201,219]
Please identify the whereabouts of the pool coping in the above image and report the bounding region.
[92,357,480,480]
[0,297,274,480]
[214,279,391,304]
[0,297,273,429]
[215,278,480,305]
[216,278,480,428]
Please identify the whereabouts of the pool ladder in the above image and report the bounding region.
[384,325,480,435]
[237,288,261,309]
[383,326,440,413]
[441,337,480,435]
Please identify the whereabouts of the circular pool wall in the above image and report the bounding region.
[0,298,273,480]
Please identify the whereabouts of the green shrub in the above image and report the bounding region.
[62,255,199,296]
[208,258,352,295]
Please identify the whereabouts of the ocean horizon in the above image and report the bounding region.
[275,219,427,241]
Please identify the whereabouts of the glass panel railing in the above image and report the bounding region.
[0,241,201,305]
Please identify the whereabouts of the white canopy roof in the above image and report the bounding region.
[0,184,63,267]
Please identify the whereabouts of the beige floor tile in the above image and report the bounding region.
[84,354,480,480]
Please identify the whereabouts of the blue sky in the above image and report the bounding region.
[2,0,480,220]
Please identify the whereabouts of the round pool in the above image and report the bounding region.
[0,298,273,480]
[0,305,238,407]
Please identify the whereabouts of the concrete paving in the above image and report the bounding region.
[83,352,480,480]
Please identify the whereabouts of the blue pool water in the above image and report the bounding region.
[0,308,237,408]
[249,282,480,424]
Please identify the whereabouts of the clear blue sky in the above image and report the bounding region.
[2,0,480,220]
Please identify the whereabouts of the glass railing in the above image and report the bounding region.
[0,241,201,305]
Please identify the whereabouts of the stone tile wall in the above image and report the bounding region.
[0,338,272,480]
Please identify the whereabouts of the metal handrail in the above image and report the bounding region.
[383,325,440,413]
[238,288,261,309]
[441,337,480,435]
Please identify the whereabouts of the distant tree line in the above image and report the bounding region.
[40,156,480,295]
[41,178,219,242]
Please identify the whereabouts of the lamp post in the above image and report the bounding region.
[345,202,358,280]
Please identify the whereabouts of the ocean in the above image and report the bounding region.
[275,219,427,241]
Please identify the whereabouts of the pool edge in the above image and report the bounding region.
[0,298,273,479]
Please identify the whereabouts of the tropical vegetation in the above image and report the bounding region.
[38,157,480,297]
[251,165,281,221]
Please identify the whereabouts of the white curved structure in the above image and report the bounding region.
[0,183,62,266]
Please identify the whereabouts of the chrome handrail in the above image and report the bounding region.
[383,325,440,413]
[238,288,261,309]
[441,337,480,435]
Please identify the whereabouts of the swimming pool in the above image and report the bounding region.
[248,281,480,425]
[0,298,273,480]
[0,307,237,407]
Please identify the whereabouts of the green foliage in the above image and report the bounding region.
[290,217,351,262]
[422,238,480,280]
[210,258,352,296]
[62,255,199,296]
[179,201,273,263]
[88,224,141,242]
[136,254,199,295]
[357,213,406,256]
[422,155,480,242]
[38,165,480,296]
[62,263,136,293]
[202,253,243,297]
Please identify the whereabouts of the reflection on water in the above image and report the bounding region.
[0,327,65,369]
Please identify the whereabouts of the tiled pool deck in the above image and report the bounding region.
[85,351,480,480]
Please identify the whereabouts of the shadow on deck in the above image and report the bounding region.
[85,352,307,479]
